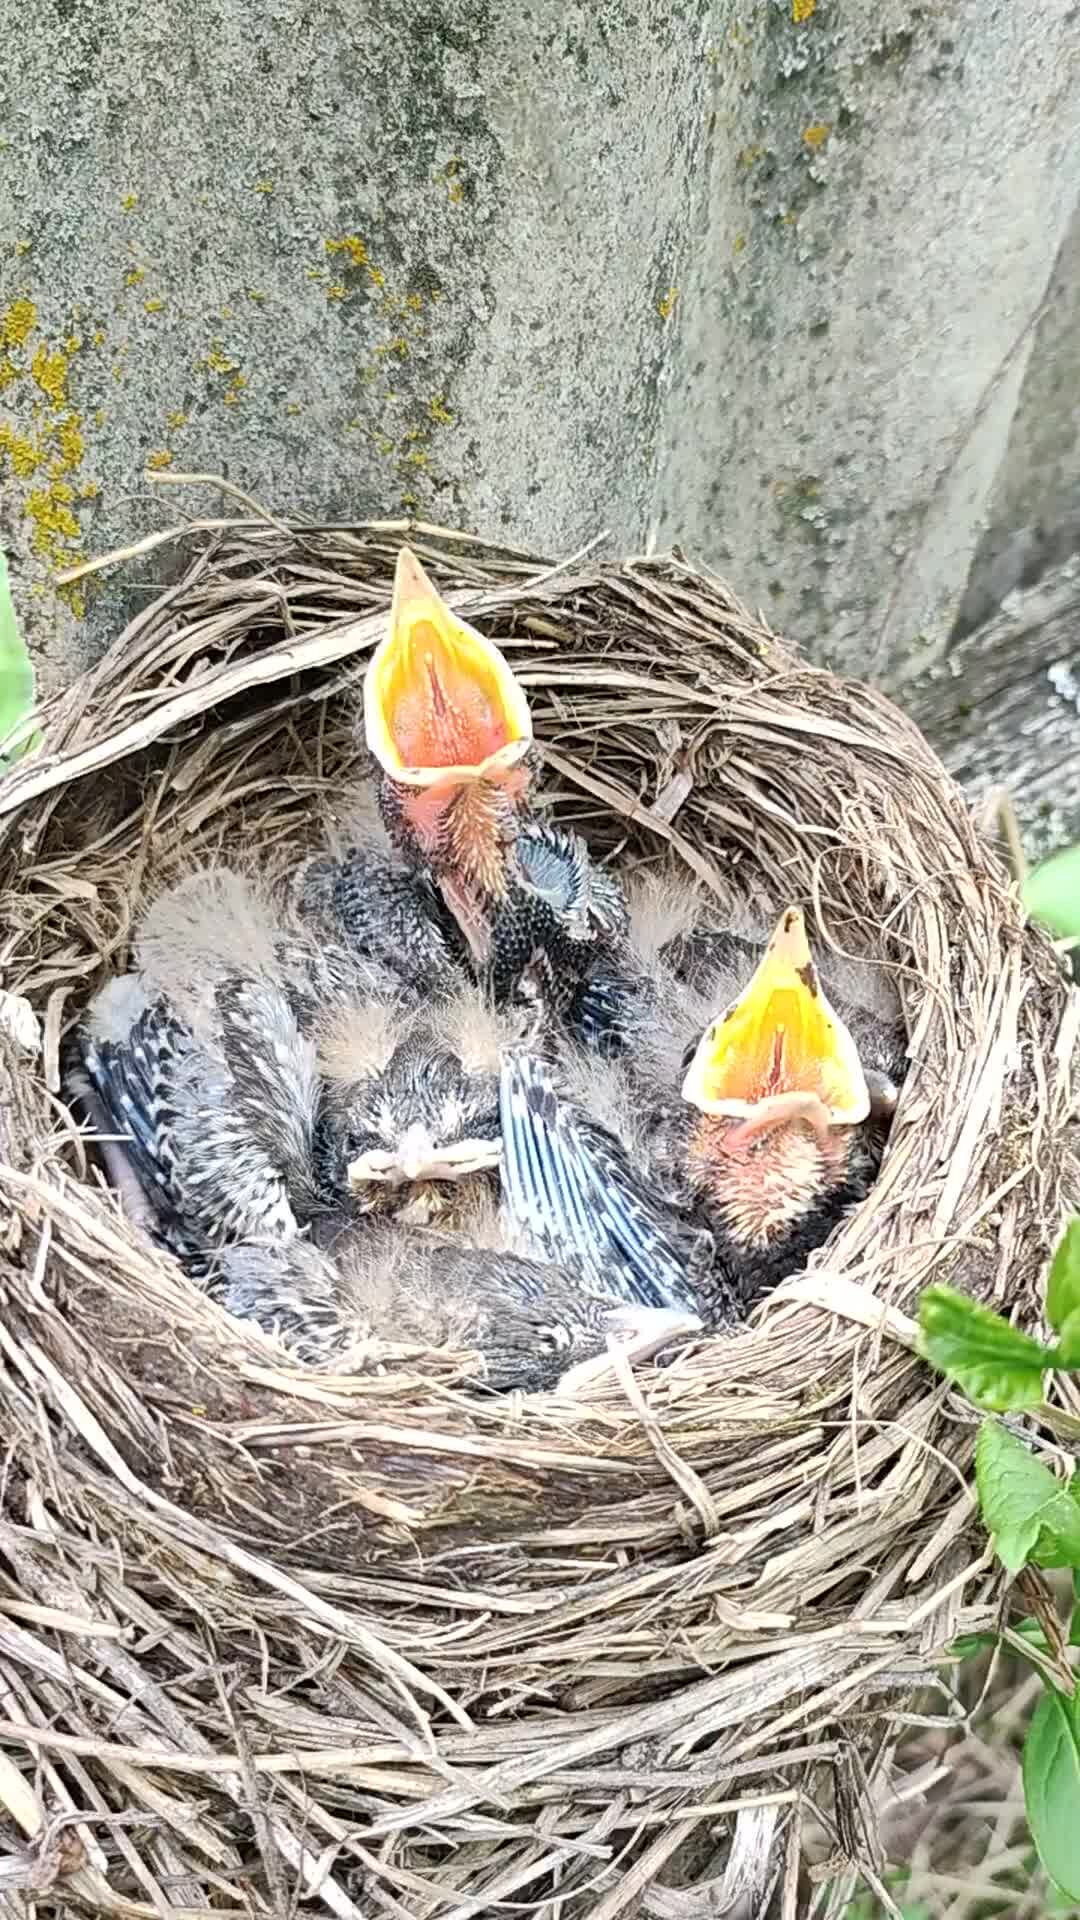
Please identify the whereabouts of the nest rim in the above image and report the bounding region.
[0,499,1074,1917]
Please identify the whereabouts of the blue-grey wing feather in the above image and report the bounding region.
[498,1051,699,1314]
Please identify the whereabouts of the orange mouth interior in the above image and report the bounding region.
[365,548,531,784]
[681,907,870,1126]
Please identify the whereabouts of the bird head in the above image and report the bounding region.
[680,907,871,1241]
[364,548,533,884]
[477,1297,702,1395]
[330,1029,502,1217]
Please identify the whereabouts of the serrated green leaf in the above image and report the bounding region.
[1049,1221,1080,1338]
[976,1421,1080,1572]
[0,549,35,768]
[1024,846,1080,944]
[1023,1683,1080,1900]
[919,1283,1052,1410]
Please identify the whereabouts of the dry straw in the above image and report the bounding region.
[0,496,1076,1917]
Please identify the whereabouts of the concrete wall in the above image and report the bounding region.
[2,0,1079,757]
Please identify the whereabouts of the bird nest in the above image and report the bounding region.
[0,505,1075,1918]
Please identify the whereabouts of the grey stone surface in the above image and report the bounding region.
[906,558,1080,865]
[0,0,711,694]
[953,199,1080,639]
[2,0,1079,757]
[657,0,1080,683]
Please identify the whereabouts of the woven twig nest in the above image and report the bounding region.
[0,510,1075,1917]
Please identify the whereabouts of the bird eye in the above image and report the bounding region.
[538,1325,571,1354]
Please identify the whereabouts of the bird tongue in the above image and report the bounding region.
[387,623,511,769]
[364,546,533,786]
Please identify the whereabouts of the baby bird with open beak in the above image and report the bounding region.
[360,546,631,1036]
[500,903,907,1320]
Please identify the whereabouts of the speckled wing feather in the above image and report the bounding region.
[79,989,301,1263]
[213,974,321,1216]
[498,1051,701,1314]
[296,847,465,998]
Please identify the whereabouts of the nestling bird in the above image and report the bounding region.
[69,868,703,1392]
[361,545,634,1033]
[68,867,505,1264]
[211,1197,702,1390]
[499,892,908,1319]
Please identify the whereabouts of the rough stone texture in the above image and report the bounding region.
[906,558,1080,864]
[0,0,711,693]
[953,199,1080,639]
[657,0,1080,682]
[2,0,1079,810]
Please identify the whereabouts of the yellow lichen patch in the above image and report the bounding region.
[429,396,453,426]
[200,343,238,375]
[733,231,747,254]
[165,410,188,430]
[802,122,830,147]
[92,329,107,347]
[25,480,80,554]
[0,425,43,478]
[739,145,765,166]
[14,239,31,256]
[146,449,173,470]
[326,284,348,301]
[367,265,386,289]
[253,179,275,194]
[443,158,465,204]
[31,344,70,407]
[143,297,165,313]
[248,288,267,303]
[79,480,100,501]
[51,414,85,475]
[222,373,247,407]
[124,267,146,288]
[121,192,139,212]
[0,357,18,392]
[284,402,301,416]
[792,0,815,18]
[2,299,37,349]
[326,234,369,267]
[405,292,424,313]
[657,287,679,320]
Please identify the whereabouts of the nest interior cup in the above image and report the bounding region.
[0,513,1074,1915]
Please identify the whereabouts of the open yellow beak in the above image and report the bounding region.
[681,908,870,1126]
[363,547,532,789]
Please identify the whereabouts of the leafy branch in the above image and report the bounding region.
[918,1219,1080,1900]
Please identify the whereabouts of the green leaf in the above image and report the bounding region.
[0,549,35,768]
[1024,845,1080,943]
[976,1421,1080,1572]
[919,1283,1052,1410]
[950,1617,1051,1660]
[1057,1308,1080,1371]
[1049,1222,1080,1339]
[1023,1683,1080,1900]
